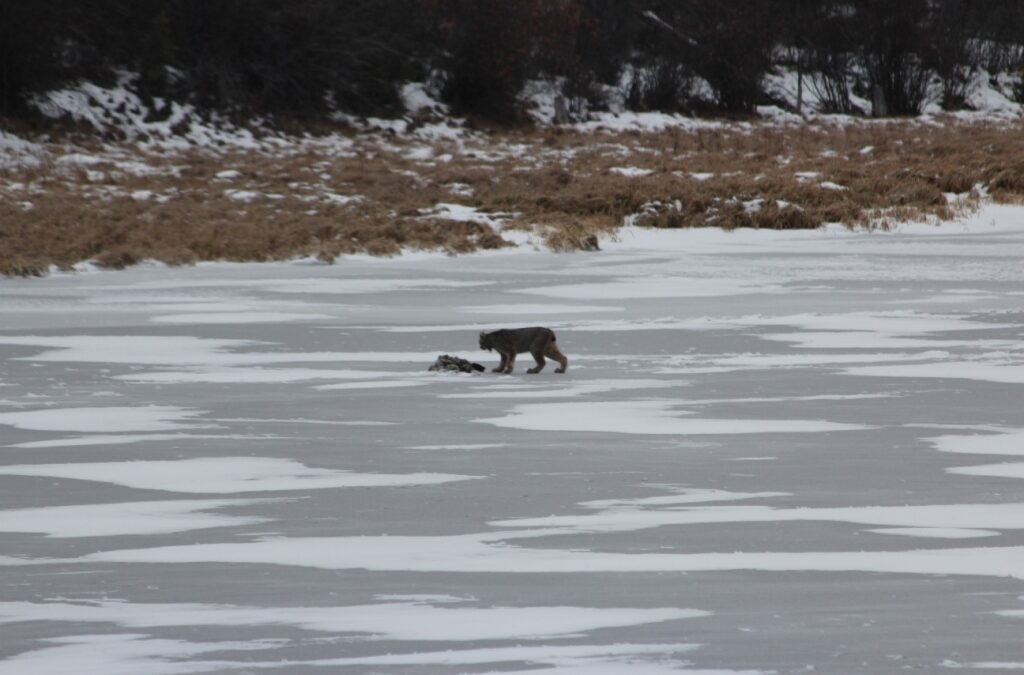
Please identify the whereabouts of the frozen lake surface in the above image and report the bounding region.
[3,212,1024,673]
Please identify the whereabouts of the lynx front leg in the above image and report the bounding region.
[502,352,517,374]
[527,350,546,374]
[492,352,508,373]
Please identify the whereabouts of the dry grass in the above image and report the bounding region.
[2,118,1021,275]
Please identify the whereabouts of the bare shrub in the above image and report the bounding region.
[433,0,585,121]
[94,248,142,270]
[856,2,933,115]
[935,170,976,194]
[0,256,49,277]
[807,54,857,114]
[543,216,606,252]
[986,163,1024,197]
[624,63,695,113]
[754,204,819,230]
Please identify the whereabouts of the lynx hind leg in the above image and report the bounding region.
[492,352,508,373]
[546,343,568,373]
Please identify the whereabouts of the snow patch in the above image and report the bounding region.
[926,430,1024,457]
[151,312,332,325]
[866,527,1000,539]
[949,462,1024,481]
[7,433,272,450]
[0,599,706,642]
[0,499,274,538]
[462,303,623,315]
[72,534,1024,581]
[0,633,278,675]
[493,494,1024,538]
[0,457,481,494]
[846,362,1024,384]
[610,166,654,177]
[32,71,268,151]
[0,406,205,433]
[443,380,680,400]
[517,277,784,300]
[477,400,869,435]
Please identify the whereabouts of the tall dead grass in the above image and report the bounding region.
[2,118,1020,275]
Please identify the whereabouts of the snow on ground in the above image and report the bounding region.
[4,203,1024,672]
[30,70,270,152]
[5,66,1021,185]
[0,131,46,170]
[29,66,1022,163]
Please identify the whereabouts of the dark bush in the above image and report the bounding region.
[432,0,586,121]
[624,62,695,113]
[800,1,860,114]
[854,1,933,116]
[4,0,1024,125]
[1,0,424,121]
[636,1,778,114]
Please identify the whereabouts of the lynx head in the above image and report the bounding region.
[479,330,493,351]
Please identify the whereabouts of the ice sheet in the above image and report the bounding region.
[6,195,1024,671]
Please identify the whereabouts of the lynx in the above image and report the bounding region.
[479,327,568,374]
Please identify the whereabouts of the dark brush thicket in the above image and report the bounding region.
[2,0,1024,126]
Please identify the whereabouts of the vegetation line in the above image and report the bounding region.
[3,121,1020,276]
